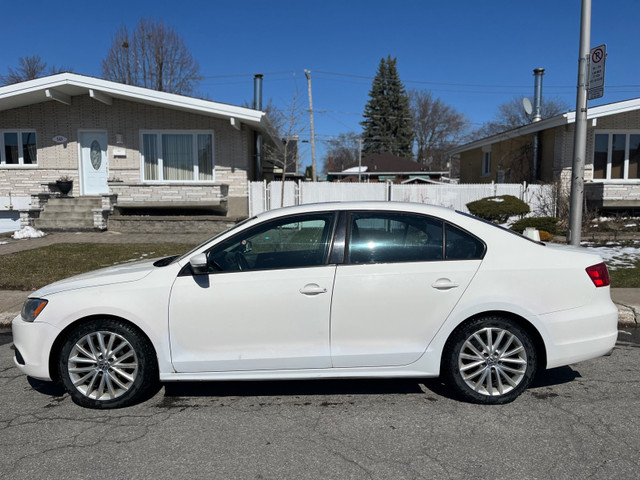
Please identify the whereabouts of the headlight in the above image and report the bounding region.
[21,298,48,322]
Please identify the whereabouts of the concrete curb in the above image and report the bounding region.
[616,303,639,327]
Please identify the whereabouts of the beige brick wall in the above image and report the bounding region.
[109,183,228,203]
[0,95,254,200]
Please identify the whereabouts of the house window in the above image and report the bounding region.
[141,131,214,181]
[0,130,37,166]
[593,132,640,180]
[482,151,491,177]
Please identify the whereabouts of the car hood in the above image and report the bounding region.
[32,258,161,298]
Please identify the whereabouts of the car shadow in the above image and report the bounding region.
[161,367,582,404]
[24,367,583,406]
[531,365,582,388]
[28,377,66,397]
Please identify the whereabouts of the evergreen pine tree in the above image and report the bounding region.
[361,56,413,158]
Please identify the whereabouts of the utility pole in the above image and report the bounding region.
[358,137,362,183]
[304,70,318,181]
[567,0,591,246]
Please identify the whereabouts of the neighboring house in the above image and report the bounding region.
[450,98,640,209]
[327,153,448,183]
[0,73,277,232]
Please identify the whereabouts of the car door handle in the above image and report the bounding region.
[431,279,459,290]
[300,284,328,295]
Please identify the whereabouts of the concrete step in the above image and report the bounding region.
[35,196,102,231]
[34,218,96,231]
[39,204,98,214]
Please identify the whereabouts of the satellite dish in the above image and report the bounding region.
[522,97,533,116]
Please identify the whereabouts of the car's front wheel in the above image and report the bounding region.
[58,319,158,409]
[442,316,537,404]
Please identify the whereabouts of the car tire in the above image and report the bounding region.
[58,318,159,409]
[442,316,537,404]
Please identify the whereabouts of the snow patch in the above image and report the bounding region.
[488,198,504,202]
[12,226,47,239]
[583,242,640,270]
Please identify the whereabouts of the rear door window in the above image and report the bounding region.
[348,212,444,264]
[347,211,485,264]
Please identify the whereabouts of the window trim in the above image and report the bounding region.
[139,129,215,183]
[0,130,38,167]
[592,130,640,182]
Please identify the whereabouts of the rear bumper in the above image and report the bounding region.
[11,314,60,381]
[541,299,619,369]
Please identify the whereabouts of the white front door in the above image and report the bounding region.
[168,267,335,372]
[79,131,108,195]
[168,211,338,373]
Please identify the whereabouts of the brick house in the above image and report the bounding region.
[0,73,277,232]
[450,98,640,210]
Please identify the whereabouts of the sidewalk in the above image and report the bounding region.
[0,230,638,328]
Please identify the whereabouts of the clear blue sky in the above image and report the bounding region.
[2,0,638,170]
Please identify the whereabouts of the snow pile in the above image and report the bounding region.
[12,226,47,239]
[0,241,7,245]
[583,241,640,270]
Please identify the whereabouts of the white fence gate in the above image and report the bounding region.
[248,181,555,218]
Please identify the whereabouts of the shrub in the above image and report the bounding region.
[466,195,530,223]
[510,217,559,235]
[539,230,554,242]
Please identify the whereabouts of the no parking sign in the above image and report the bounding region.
[588,44,606,100]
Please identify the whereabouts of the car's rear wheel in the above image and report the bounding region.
[58,319,158,409]
[442,316,537,404]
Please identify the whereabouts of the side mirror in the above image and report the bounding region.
[189,253,209,275]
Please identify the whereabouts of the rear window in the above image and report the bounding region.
[455,211,544,246]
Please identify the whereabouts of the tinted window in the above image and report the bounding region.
[348,212,444,264]
[445,224,485,260]
[207,213,335,272]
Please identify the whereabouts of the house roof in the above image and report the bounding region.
[449,96,640,155]
[339,153,428,174]
[0,72,277,140]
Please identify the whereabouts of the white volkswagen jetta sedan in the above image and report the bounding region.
[12,202,618,408]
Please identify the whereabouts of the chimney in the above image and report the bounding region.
[532,68,545,122]
[253,74,263,110]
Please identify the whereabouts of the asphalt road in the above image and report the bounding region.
[1,329,639,480]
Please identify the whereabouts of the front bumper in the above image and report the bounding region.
[11,314,62,381]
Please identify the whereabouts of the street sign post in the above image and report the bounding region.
[588,44,606,100]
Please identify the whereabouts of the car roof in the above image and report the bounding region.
[254,201,459,221]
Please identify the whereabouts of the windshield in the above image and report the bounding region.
[172,216,257,264]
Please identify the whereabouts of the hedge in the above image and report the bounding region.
[466,195,530,223]
[510,217,559,235]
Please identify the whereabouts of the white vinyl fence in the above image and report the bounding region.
[248,181,555,218]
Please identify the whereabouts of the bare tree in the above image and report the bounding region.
[469,95,570,139]
[264,91,306,205]
[101,18,201,95]
[409,90,468,171]
[321,132,361,174]
[1,55,70,85]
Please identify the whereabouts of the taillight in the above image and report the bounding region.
[586,262,610,288]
